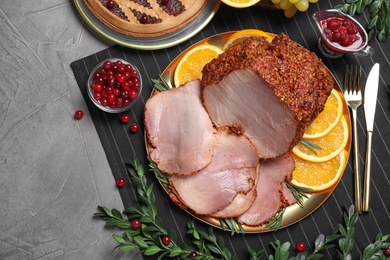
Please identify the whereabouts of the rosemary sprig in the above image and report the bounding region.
[286,182,311,208]
[219,218,245,235]
[148,157,169,185]
[300,139,322,155]
[335,0,390,42]
[152,74,172,91]
[266,207,286,231]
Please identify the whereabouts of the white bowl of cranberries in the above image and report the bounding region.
[87,58,142,113]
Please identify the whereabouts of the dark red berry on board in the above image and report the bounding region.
[162,235,171,246]
[384,247,390,256]
[74,110,84,119]
[130,123,139,133]
[131,219,141,229]
[189,251,198,259]
[295,241,306,252]
[121,114,130,124]
[116,178,126,188]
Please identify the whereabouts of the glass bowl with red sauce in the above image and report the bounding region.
[313,9,373,58]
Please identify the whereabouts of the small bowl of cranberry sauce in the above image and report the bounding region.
[313,9,373,58]
[86,58,142,113]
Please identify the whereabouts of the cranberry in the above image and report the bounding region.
[347,25,358,34]
[295,241,306,252]
[384,247,390,256]
[103,60,113,69]
[162,235,171,246]
[100,98,108,106]
[140,15,149,24]
[129,90,138,99]
[116,178,126,187]
[131,219,141,229]
[130,123,139,133]
[93,92,102,100]
[189,251,197,259]
[74,110,84,119]
[121,114,130,124]
[327,18,342,30]
[106,0,115,9]
[331,32,341,42]
[340,35,352,47]
[108,93,116,103]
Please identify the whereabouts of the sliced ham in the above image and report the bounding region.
[168,130,259,216]
[144,80,216,176]
[237,153,295,226]
[202,68,296,158]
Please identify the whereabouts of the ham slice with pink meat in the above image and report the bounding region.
[144,80,216,176]
[168,130,259,216]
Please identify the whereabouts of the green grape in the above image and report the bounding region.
[271,0,281,5]
[288,0,300,4]
[295,0,309,12]
[308,0,318,3]
[284,4,298,17]
[280,0,293,10]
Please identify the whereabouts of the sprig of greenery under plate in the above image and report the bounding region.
[95,157,390,259]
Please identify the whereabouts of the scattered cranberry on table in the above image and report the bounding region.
[161,235,171,246]
[384,247,390,256]
[130,123,139,133]
[295,241,306,252]
[131,219,141,229]
[319,16,361,47]
[189,251,198,259]
[121,114,131,124]
[74,110,84,120]
[116,178,126,188]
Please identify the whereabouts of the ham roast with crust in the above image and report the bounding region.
[144,33,334,227]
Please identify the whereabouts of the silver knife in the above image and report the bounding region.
[362,63,380,212]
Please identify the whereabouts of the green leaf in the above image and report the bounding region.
[118,244,138,252]
[144,245,163,256]
[111,208,123,219]
[133,236,149,248]
[168,246,183,257]
[112,234,126,244]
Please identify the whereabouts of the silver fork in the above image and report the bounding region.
[344,64,363,213]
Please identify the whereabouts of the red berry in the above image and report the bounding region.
[340,35,352,47]
[121,114,130,124]
[130,123,139,133]
[189,251,197,259]
[131,219,141,229]
[129,90,138,99]
[162,235,171,246]
[295,241,306,252]
[74,110,84,119]
[384,247,390,256]
[106,0,115,9]
[116,178,126,187]
[108,93,116,103]
[327,18,342,30]
[140,15,149,24]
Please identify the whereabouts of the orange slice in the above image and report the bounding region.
[222,29,275,50]
[303,89,343,139]
[292,116,349,162]
[290,150,347,192]
[173,44,223,87]
[221,0,262,8]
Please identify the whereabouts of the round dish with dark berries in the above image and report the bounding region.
[83,0,208,38]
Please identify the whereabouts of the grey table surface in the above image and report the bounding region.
[2,1,390,260]
[0,1,134,259]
